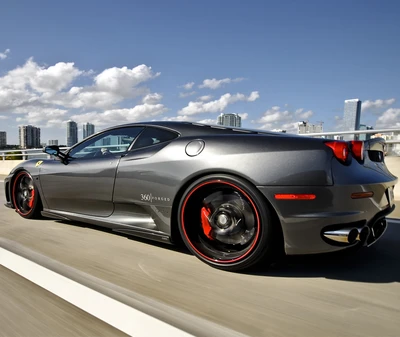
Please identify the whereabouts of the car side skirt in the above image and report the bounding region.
[40,209,173,245]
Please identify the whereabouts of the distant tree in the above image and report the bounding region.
[5,150,22,160]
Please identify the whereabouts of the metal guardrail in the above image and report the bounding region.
[298,128,400,156]
[0,147,70,160]
[1,128,399,160]
[297,128,400,137]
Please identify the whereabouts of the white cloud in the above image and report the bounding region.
[0,57,169,143]
[258,107,292,124]
[162,115,192,122]
[299,110,313,119]
[178,91,259,116]
[239,113,249,120]
[254,105,315,132]
[198,77,245,90]
[142,92,162,104]
[70,103,168,128]
[376,108,400,128]
[94,64,159,96]
[361,98,396,112]
[294,108,313,119]
[179,91,196,98]
[0,58,163,129]
[196,118,217,125]
[0,57,82,93]
[0,48,10,60]
[31,61,83,93]
[180,82,195,90]
[280,122,299,133]
[15,108,68,127]
[247,91,259,101]
[197,95,213,102]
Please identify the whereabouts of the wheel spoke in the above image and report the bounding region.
[13,172,36,216]
[22,198,29,212]
[181,180,261,263]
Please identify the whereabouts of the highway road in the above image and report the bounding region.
[0,179,399,337]
[0,265,128,337]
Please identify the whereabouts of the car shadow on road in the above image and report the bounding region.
[55,218,400,283]
[253,223,400,283]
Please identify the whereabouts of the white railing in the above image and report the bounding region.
[297,128,400,138]
[297,128,400,156]
[0,147,70,161]
[1,128,400,160]
[0,144,133,160]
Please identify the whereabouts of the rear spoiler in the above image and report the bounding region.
[364,137,387,161]
[364,137,387,153]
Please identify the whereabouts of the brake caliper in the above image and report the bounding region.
[201,206,213,240]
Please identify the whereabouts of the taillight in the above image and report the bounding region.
[349,140,364,161]
[325,141,349,162]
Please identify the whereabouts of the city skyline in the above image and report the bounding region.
[0,1,399,143]
[0,99,393,148]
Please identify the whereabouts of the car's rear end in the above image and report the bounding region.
[258,136,398,255]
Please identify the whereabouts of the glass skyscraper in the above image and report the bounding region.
[66,120,78,147]
[343,99,362,140]
[217,113,242,127]
[83,122,95,139]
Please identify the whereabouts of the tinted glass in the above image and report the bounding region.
[131,127,179,150]
[69,127,144,159]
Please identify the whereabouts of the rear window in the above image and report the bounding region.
[131,127,179,150]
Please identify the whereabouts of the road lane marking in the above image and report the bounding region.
[0,247,194,337]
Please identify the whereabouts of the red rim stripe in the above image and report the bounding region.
[12,171,34,216]
[181,179,261,264]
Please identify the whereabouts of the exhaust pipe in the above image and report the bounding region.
[323,227,359,244]
[356,226,370,242]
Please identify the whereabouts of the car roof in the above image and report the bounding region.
[107,121,299,138]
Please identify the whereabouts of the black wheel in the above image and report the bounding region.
[178,174,277,272]
[11,170,43,219]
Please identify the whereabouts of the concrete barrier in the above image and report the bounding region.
[1,157,399,198]
[0,160,24,175]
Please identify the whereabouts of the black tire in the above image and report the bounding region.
[178,174,277,272]
[11,170,43,219]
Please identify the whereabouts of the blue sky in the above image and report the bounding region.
[0,0,399,144]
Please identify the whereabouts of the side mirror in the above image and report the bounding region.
[43,145,60,156]
[43,145,68,163]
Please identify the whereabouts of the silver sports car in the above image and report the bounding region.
[4,121,398,271]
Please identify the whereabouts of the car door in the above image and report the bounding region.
[39,126,144,217]
[112,126,180,230]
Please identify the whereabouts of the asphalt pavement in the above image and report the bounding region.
[0,265,128,337]
[1,179,400,337]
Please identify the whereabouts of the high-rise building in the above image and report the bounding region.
[297,121,323,134]
[83,122,95,139]
[343,99,362,140]
[66,120,78,147]
[217,113,242,127]
[359,124,374,141]
[48,139,59,146]
[0,131,6,148]
[19,125,41,149]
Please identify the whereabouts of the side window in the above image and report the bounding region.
[69,127,144,159]
[131,127,179,150]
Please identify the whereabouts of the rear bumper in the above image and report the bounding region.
[258,181,397,255]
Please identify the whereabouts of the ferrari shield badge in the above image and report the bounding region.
[35,160,43,167]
